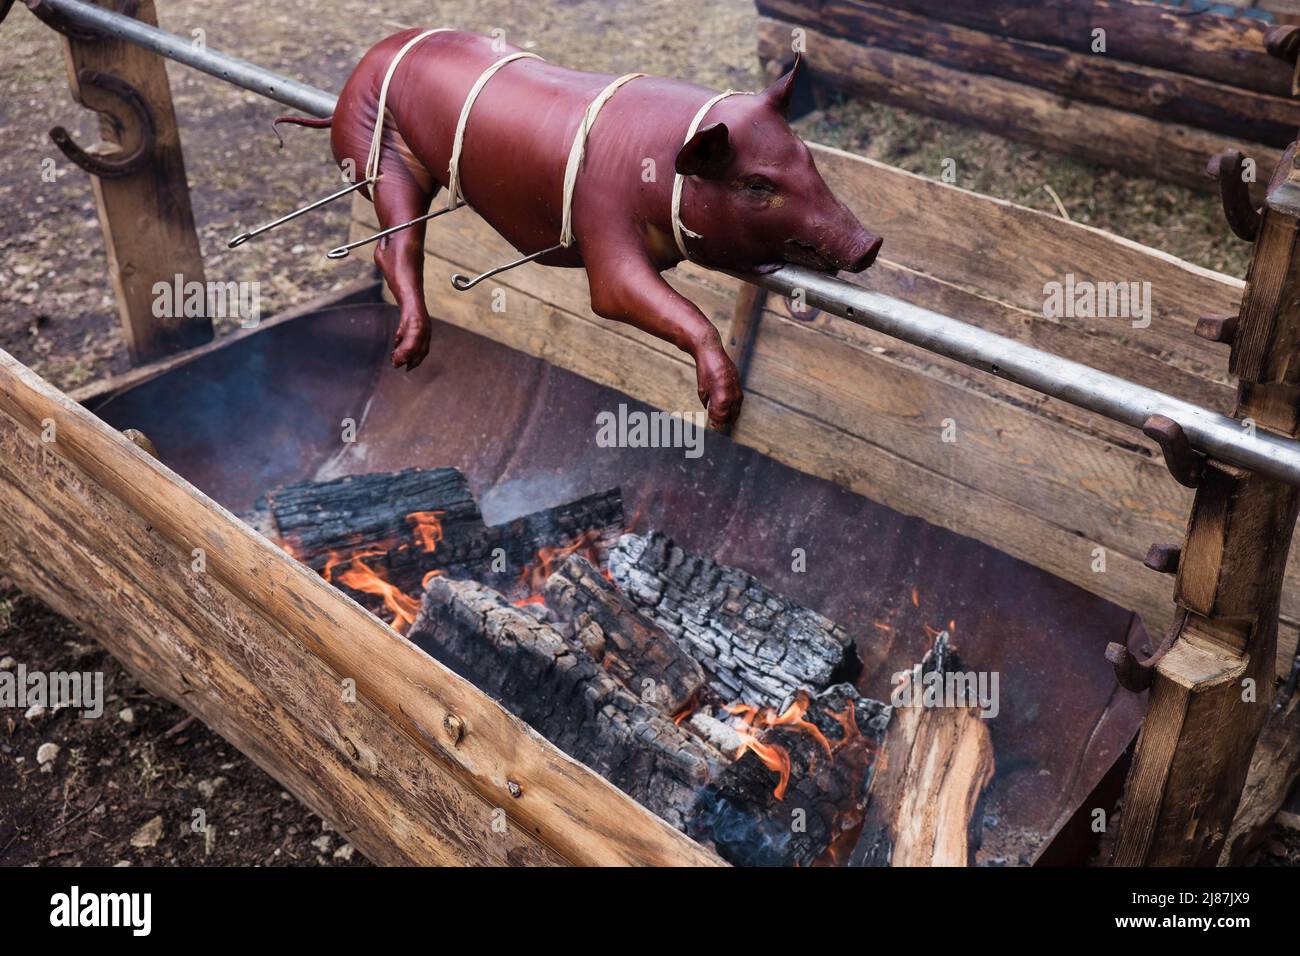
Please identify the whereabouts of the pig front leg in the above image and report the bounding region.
[585,247,742,428]
[369,157,437,370]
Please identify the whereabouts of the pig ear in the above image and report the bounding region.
[675,122,733,179]
[761,54,802,117]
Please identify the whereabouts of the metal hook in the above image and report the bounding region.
[1143,414,1206,488]
[1267,24,1300,96]
[228,178,372,248]
[50,69,155,179]
[1106,610,1184,693]
[451,242,564,291]
[327,200,466,259]
[1206,149,1261,242]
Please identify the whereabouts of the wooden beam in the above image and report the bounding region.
[853,0,1293,98]
[1113,152,1300,867]
[756,17,1284,194]
[0,347,723,867]
[757,0,1300,148]
[59,0,211,362]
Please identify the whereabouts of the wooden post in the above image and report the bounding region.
[57,0,211,362]
[1112,151,1300,866]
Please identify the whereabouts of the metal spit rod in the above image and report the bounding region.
[28,0,1300,487]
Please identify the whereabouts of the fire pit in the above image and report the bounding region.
[87,295,1144,866]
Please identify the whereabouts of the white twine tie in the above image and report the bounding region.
[671,90,751,260]
[365,28,453,185]
[559,72,645,246]
[446,51,544,208]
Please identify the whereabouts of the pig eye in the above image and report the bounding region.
[741,176,776,195]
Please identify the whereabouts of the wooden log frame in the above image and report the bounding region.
[0,349,722,867]
[58,0,211,361]
[753,0,1300,192]
[754,14,1285,194]
[1113,152,1300,866]
[757,0,1300,150]
[834,0,1293,98]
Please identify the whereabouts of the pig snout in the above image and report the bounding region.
[782,228,881,274]
[840,231,883,272]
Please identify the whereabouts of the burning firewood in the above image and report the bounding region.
[608,531,860,707]
[850,635,996,867]
[257,467,624,625]
[689,684,891,867]
[407,575,725,830]
[255,467,994,863]
[543,555,707,715]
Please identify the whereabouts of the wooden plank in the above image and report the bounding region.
[0,421,563,866]
[859,0,1294,98]
[0,348,723,868]
[757,18,1285,194]
[757,0,1300,148]
[805,145,1245,369]
[60,0,211,362]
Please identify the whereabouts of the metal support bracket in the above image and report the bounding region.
[1206,149,1262,242]
[1143,414,1207,488]
[1106,610,1185,693]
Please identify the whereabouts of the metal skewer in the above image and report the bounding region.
[228,178,372,248]
[326,200,467,259]
[451,243,564,291]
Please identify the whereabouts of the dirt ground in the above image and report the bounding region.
[0,0,1291,866]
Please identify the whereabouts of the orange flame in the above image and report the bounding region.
[514,528,607,601]
[325,547,421,633]
[407,510,445,553]
[724,690,872,802]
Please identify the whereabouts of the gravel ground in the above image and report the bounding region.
[0,0,1286,867]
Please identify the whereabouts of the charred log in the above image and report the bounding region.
[608,531,860,706]
[543,555,707,715]
[850,634,996,867]
[260,467,624,611]
[407,575,725,830]
[689,684,891,867]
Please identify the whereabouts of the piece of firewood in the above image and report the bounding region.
[260,467,624,611]
[608,531,860,707]
[407,575,725,831]
[689,684,891,867]
[543,555,707,715]
[851,636,995,866]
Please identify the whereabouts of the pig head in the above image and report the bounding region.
[323,30,881,427]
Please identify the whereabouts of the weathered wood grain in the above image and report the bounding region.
[851,0,1294,98]
[0,348,723,867]
[1114,153,1300,866]
[757,18,1285,194]
[757,0,1300,148]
